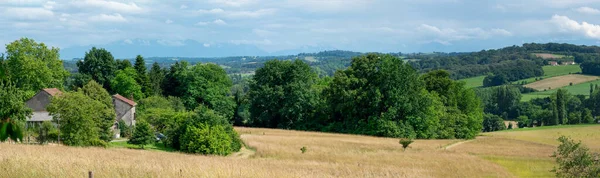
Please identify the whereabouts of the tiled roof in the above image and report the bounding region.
[113,94,137,106]
[42,88,62,96]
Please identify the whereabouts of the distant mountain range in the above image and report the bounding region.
[59,39,339,60]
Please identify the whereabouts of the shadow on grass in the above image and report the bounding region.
[109,140,176,152]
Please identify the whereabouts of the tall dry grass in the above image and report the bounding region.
[0,127,514,177]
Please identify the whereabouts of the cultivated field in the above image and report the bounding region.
[524,74,599,91]
[461,65,582,89]
[2,125,599,177]
[522,79,600,101]
[533,53,567,59]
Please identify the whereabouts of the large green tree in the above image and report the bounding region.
[134,55,151,96]
[79,81,116,142]
[47,91,109,147]
[551,89,569,125]
[324,54,439,138]
[148,62,164,96]
[2,38,69,94]
[111,68,144,100]
[77,47,117,91]
[248,60,321,129]
[163,63,234,118]
[0,82,32,142]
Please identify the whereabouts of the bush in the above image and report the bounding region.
[552,136,600,177]
[36,121,57,144]
[482,114,506,132]
[128,120,155,149]
[399,138,413,151]
[300,146,307,154]
[118,120,131,138]
[177,106,242,155]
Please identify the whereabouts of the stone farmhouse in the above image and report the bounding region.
[112,94,137,138]
[25,88,62,125]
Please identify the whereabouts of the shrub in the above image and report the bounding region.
[300,146,307,154]
[118,120,131,138]
[36,121,57,144]
[180,124,233,155]
[552,136,600,177]
[399,138,413,151]
[128,120,155,149]
[177,106,242,155]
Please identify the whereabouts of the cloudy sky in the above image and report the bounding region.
[3,0,600,58]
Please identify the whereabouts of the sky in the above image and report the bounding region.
[4,0,600,59]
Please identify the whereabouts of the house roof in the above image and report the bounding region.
[113,94,137,106]
[42,88,62,96]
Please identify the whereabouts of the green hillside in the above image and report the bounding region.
[513,65,581,84]
[522,79,600,101]
[461,65,582,89]
[459,75,486,88]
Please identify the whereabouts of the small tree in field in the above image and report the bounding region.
[399,138,414,151]
[128,121,154,149]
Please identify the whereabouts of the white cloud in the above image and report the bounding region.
[213,19,227,25]
[230,39,273,45]
[157,39,184,46]
[575,7,600,15]
[44,1,56,9]
[3,7,54,20]
[197,8,276,18]
[195,19,227,26]
[165,19,173,24]
[418,24,512,43]
[552,15,600,39]
[208,0,257,7]
[203,43,211,47]
[72,0,143,14]
[89,13,127,22]
[123,39,133,44]
[180,5,188,9]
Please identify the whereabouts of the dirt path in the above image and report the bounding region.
[229,145,256,159]
[444,139,475,150]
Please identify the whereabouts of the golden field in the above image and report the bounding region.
[1,125,599,177]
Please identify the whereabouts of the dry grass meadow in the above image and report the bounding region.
[2,125,599,177]
[524,74,599,90]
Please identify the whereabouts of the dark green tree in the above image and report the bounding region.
[551,89,568,125]
[77,47,117,91]
[248,60,320,129]
[128,120,155,149]
[134,55,151,96]
[148,62,164,96]
[324,54,439,138]
[116,59,132,70]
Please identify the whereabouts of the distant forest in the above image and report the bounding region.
[63,43,600,82]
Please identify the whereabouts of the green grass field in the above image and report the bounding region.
[459,75,486,88]
[109,140,175,152]
[522,79,600,101]
[461,65,581,88]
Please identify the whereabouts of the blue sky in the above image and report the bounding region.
[3,0,600,58]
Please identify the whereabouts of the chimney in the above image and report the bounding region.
[130,94,134,101]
